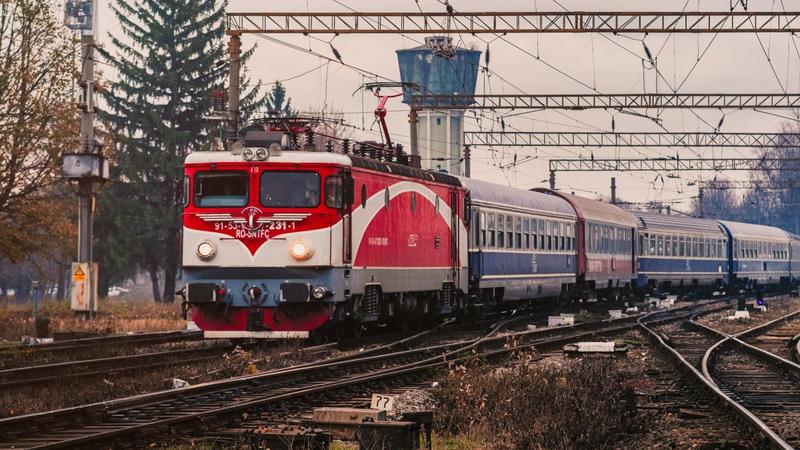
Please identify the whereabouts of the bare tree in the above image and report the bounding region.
[0,0,77,260]
[304,108,354,152]
[690,178,740,220]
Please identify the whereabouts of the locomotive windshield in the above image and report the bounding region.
[194,171,248,207]
[261,171,320,208]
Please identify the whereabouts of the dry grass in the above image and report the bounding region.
[433,354,647,450]
[0,299,184,342]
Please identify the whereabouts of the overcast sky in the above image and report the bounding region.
[87,0,800,212]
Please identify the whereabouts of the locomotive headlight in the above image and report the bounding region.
[242,148,255,161]
[255,147,269,161]
[197,240,217,260]
[312,286,329,300]
[289,240,313,261]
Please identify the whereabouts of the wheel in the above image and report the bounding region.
[308,328,329,345]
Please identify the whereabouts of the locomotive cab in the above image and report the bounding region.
[180,142,355,339]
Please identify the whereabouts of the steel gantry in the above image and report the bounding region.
[549,158,800,172]
[464,131,800,148]
[410,94,800,110]
[545,158,800,189]
[694,180,799,190]
[226,11,800,34]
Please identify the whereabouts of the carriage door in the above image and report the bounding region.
[341,168,353,264]
[450,189,460,282]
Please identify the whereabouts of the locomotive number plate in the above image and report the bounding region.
[213,221,296,232]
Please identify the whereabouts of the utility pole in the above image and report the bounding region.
[63,0,108,317]
[227,33,241,148]
[610,177,617,204]
[463,145,471,177]
[78,34,94,267]
[698,187,705,218]
[408,108,420,168]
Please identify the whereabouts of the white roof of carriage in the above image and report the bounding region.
[459,177,577,217]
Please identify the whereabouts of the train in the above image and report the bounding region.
[178,128,800,340]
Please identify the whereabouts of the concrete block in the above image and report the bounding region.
[729,310,750,320]
[625,306,639,313]
[526,324,538,331]
[20,336,54,345]
[313,407,386,424]
[608,310,623,319]
[575,342,616,353]
[563,341,628,355]
[549,315,575,327]
[753,305,767,313]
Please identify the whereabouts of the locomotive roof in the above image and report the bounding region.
[185,150,354,165]
[184,151,462,187]
[458,177,576,217]
[718,220,790,242]
[349,155,461,187]
[532,189,639,227]
[633,211,726,236]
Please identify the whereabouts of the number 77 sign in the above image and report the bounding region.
[370,394,396,411]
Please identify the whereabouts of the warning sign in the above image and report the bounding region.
[73,266,86,282]
[70,262,98,313]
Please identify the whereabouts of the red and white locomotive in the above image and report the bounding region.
[180,124,468,339]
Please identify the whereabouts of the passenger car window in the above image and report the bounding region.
[261,171,320,207]
[488,213,496,248]
[194,171,248,208]
[497,214,505,248]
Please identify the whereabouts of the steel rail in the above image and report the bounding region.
[0,344,241,389]
[16,307,700,449]
[0,330,203,355]
[695,309,800,382]
[639,312,794,450]
[0,300,726,449]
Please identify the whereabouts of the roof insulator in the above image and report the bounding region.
[330,43,342,63]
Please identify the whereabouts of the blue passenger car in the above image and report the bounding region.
[461,178,578,305]
[790,233,800,283]
[719,220,792,289]
[634,212,728,292]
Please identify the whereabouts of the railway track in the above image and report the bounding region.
[0,343,242,389]
[0,330,202,360]
[0,302,721,450]
[642,301,800,449]
[0,310,538,392]
[696,309,800,449]
[740,312,800,363]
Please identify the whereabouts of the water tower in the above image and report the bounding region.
[397,37,480,175]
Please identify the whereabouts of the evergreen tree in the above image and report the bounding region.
[266,81,294,117]
[99,0,262,302]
